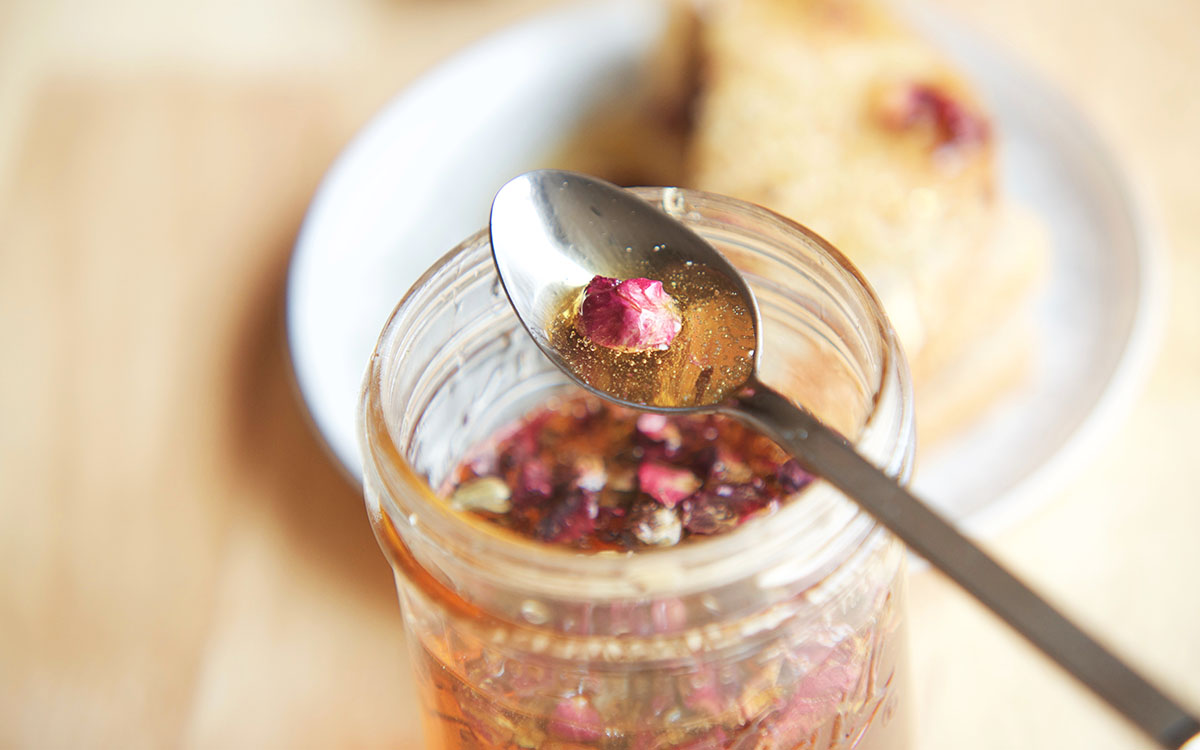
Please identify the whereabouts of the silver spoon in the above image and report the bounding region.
[489,168,1199,749]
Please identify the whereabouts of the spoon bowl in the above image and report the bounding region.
[489,169,1199,749]
[491,170,761,410]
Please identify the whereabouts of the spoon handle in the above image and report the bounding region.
[731,383,1200,749]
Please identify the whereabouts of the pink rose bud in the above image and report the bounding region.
[637,461,701,509]
[576,275,682,351]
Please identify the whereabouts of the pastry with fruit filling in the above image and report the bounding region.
[684,0,1047,446]
[554,0,1048,447]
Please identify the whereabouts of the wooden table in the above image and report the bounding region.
[2,0,1197,747]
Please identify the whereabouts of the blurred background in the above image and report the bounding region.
[0,0,1196,748]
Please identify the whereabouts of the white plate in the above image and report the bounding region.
[287,0,1163,537]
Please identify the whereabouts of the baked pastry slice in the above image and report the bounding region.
[683,0,1047,447]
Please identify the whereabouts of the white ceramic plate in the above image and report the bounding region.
[287,0,1163,537]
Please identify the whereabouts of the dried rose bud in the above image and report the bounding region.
[631,503,683,547]
[777,459,813,494]
[536,487,599,544]
[711,482,770,521]
[637,461,701,509]
[681,491,739,535]
[548,695,604,742]
[512,460,553,508]
[576,275,682,351]
[450,476,512,514]
[497,420,542,471]
[698,444,753,484]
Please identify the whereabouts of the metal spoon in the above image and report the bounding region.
[489,168,1199,749]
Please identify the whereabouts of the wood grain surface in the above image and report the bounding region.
[0,1,1196,748]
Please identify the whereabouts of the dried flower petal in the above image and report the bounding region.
[681,667,726,717]
[636,413,684,462]
[548,695,603,742]
[760,641,867,743]
[698,445,753,484]
[447,395,822,550]
[635,412,669,437]
[681,492,738,535]
[497,418,544,471]
[638,461,701,509]
[454,689,515,745]
[465,451,499,477]
[576,275,682,351]
[536,487,599,544]
[794,640,863,702]
[737,659,784,723]
[513,460,553,508]
[777,459,813,494]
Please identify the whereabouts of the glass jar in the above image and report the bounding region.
[359,188,916,749]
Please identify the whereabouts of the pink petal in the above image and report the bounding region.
[637,461,701,509]
[577,275,682,351]
[635,413,670,439]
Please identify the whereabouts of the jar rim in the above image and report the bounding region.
[358,187,914,603]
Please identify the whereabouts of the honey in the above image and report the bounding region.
[548,265,756,408]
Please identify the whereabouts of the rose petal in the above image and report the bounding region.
[638,461,701,509]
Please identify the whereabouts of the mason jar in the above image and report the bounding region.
[359,187,916,749]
